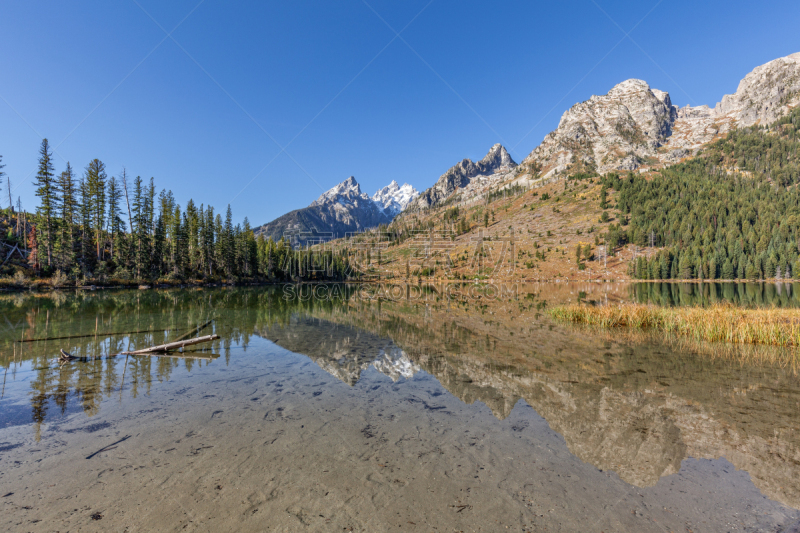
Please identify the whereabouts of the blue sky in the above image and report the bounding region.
[1,0,798,226]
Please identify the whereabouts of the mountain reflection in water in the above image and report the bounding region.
[1,284,799,512]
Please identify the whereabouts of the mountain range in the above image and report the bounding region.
[253,177,418,243]
[256,51,800,236]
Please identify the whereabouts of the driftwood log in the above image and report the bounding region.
[58,333,219,365]
[121,334,220,356]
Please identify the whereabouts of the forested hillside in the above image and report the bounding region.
[611,106,800,279]
[1,139,351,283]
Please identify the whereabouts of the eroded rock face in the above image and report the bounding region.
[520,52,800,180]
[521,79,676,177]
[409,144,517,209]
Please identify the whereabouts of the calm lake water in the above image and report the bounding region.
[1,283,799,532]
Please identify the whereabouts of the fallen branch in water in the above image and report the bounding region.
[136,352,218,361]
[121,334,220,355]
[171,317,215,343]
[57,349,217,364]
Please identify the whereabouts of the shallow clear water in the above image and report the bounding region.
[1,283,799,532]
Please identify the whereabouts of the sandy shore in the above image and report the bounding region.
[2,333,799,532]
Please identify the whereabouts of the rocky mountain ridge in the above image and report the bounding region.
[517,51,800,181]
[408,143,517,210]
[254,176,417,244]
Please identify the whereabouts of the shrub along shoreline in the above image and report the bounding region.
[549,303,800,348]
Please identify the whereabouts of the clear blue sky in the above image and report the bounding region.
[1,0,798,226]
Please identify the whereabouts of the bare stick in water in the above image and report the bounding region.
[171,317,215,343]
[121,334,220,355]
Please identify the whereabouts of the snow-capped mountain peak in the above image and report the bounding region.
[309,176,370,208]
[372,180,419,216]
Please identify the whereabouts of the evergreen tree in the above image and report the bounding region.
[78,176,94,273]
[204,205,215,276]
[214,212,223,275]
[169,204,183,276]
[107,175,125,261]
[84,159,107,260]
[152,211,165,276]
[222,205,235,277]
[55,163,77,271]
[33,139,56,267]
[185,199,199,272]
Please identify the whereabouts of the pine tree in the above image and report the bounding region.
[241,217,256,276]
[78,176,94,273]
[152,211,165,276]
[204,205,215,276]
[214,212,223,276]
[185,199,199,273]
[33,139,56,267]
[223,205,235,277]
[169,204,183,276]
[131,176,150,278]
[55,163,77,271]
[84,159,107,260]
[107,175,125,261]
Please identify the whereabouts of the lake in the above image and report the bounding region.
[1,283,799,532]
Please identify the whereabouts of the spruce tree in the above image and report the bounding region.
[205,206,215,276]
[170,204,183,276]
[78,176,94,273]
[55,163,77,271]
[33,139,56,267]
[152,212,165,276]
[84,159,107,260]
[185,199,199,273]
[107,176,125,261]
[223,205,234,277]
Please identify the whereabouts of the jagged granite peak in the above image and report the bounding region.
[717,51,800,124]
[667,51,800,152]
[519,51,800,180]
[408,144,517,210]
[254,176,392,244]
[310,176,369,208]
[520,78,677,178]
[481,143,517,169]
[372,180,419,216]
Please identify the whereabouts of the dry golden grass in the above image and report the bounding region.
[549,303,800,348]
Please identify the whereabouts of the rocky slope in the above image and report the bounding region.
[517,51,800,181]
[407,143,517,210]
[254,177,416,244]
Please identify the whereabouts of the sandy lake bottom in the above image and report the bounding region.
[2,284,800,532]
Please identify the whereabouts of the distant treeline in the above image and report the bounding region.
[602,106,800,280]
[2,139,351,281]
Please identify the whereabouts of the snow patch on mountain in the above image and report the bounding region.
[310,176,371,208]
[372,180,419,216]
